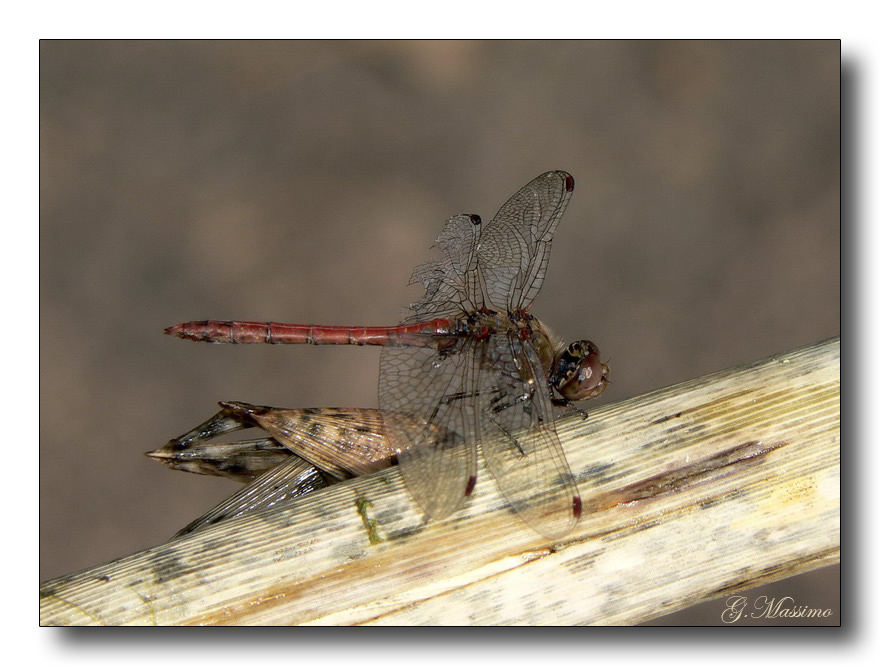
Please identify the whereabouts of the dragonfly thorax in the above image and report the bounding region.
[462,308,525,338]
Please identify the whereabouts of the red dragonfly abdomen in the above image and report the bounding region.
[165,319,460,348]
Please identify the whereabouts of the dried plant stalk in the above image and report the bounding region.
[40,337,840,626]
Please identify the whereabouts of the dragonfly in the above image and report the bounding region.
[160,171,609,539]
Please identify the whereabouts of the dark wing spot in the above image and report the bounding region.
[465,475,477,496]
[572,495,582,519]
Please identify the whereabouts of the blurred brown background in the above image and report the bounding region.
[40,40,839,624]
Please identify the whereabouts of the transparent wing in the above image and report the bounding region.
[405,213,484,321]
[379,340,479,519]
[376,172,576,529]
[172,455,330,538]
[477,170,574,312]
[476,332,580,539]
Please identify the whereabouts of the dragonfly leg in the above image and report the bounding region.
[482,407,525,456]
[489,389,533,414]
[551,396,590,420]
[435,381,540,457]
[437,387,502,405]
[482,385,540,456]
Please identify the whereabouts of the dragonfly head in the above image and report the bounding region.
[551,340,609,403]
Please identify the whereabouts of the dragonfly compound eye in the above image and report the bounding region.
[554,340,609,402]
